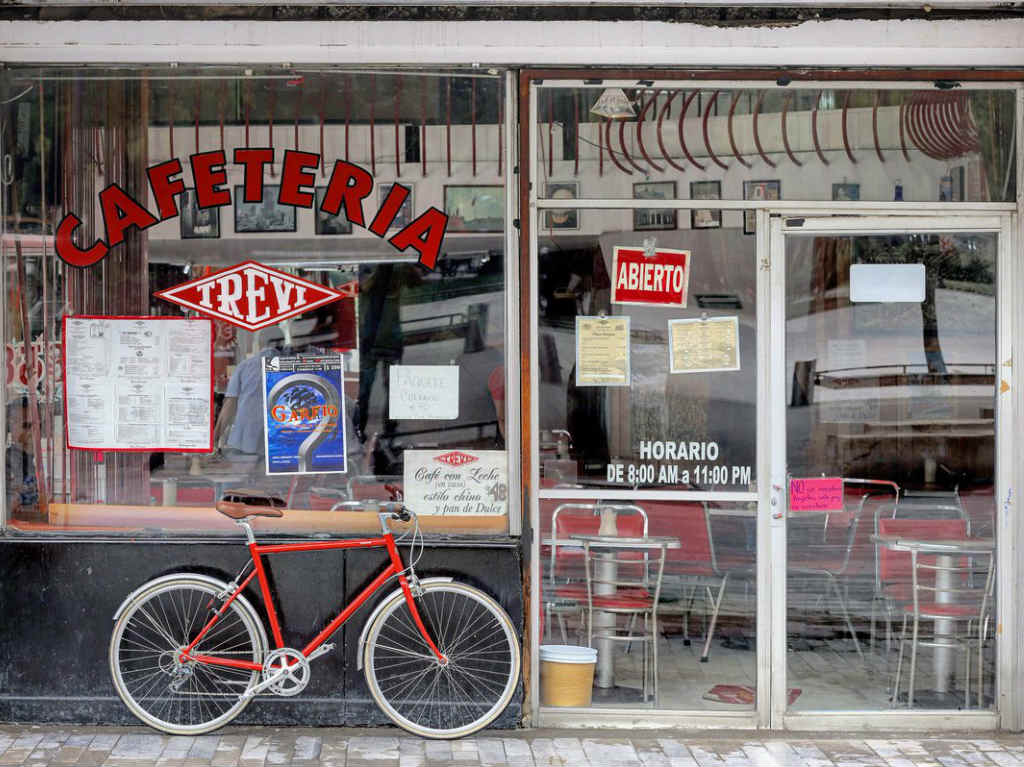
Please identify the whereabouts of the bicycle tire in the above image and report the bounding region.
[363,581,520,738]
[109,574,268,735]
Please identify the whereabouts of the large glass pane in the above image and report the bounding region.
[539,498,757,710]
[538,87,1016,204]
[537,212,757,491]
[2,66,510,535]
[784,229,997,711]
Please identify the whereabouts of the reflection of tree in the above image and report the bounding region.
[855,235,960,374]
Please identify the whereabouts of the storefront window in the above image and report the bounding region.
[537,214,756,491]
[3,66,511,535]
[537,87,1016,204]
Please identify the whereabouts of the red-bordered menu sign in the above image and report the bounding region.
[611,245,691,308]
[62,315,214,453]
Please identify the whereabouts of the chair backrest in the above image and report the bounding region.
[878,517,968,582]
[909,546,993,620]
[644,501,716,574]
[549,503,648,581]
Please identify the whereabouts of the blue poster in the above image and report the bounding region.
[262,355,346,475]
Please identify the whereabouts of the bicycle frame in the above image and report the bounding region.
[179,516,445,673]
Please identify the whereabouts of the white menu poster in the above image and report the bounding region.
[64,316,213,451]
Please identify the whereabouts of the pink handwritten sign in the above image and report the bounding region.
[789,477,844,512]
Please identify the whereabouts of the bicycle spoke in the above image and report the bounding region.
[366,584,518,737]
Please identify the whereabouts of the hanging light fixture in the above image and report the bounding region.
[590,88,635,120]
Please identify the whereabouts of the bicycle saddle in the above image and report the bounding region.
[216,489,286,519]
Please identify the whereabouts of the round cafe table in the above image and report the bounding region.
[570,533,680,701]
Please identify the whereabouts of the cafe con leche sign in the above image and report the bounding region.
[55,151,449,270]
[403,449,508,516]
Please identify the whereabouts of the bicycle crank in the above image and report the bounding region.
[261,648,311,697]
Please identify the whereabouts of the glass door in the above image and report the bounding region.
[769,215,1010,725]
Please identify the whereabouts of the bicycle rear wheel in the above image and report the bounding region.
[109,574,267,735]
[363,581,520,738]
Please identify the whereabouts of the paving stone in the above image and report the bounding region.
[155,736,194,767]
[108,733,166,763]
[238,735,270,767]
[474,737,505,767]
[263,734,293,766]
[398,739,425,767]
[451,739,479,762]
[656,738,700,767]
[581,737,641,767]
[423,739,452,764]
[501,737,535,766]
[183,736,221,767]
[318,737,348,767]
[210,735,247,767]
[293,736,323,765]
[0,733,45,765]
[77,734,121,767]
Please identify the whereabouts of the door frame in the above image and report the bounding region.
[766,212,1013,731]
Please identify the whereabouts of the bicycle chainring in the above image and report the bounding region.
[262,648,311,697]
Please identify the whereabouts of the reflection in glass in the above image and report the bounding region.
[538,218,757,491]
[784,232,996,711]
[2,66,508,534]
[539,499,756,710]
[537,88,1016,204]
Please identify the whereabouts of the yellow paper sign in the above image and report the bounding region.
[668,316,740,374]
[575,315,631,387]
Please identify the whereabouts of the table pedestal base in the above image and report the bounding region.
[591,684,648,705]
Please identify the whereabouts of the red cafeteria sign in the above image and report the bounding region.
[611,246,690,308]
[154,261,345,331]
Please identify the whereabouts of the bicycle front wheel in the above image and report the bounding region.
[109,574,267,735]
[364,581,520,738]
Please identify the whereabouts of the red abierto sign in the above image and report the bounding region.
[789,477,844,512]
[611,246,690,307]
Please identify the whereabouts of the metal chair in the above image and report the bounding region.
[645,501,731,663]
[786,478,892,662]
[892,543,993,708]
[543,503,648,642]
[583,537,669,704]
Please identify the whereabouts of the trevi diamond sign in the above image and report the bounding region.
[154,261,345,331]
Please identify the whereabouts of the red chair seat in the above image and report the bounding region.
[902,602,979,618]
[554,584,649,602]
[591,592,653,609]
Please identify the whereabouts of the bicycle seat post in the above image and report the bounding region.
[234,518,256,544]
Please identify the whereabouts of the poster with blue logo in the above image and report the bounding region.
[262,355,346,475]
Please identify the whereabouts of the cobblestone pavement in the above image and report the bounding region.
[2,726,1024,766]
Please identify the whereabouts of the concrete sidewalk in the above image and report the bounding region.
[2,726,1024,767]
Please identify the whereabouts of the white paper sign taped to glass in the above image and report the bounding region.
[575,315,630,387]
[403,449,508,516]
[389,365,459,420]
[611,245,690,308]
[668,316,740,374]
[63,316,213,451]
[262,355,346,475]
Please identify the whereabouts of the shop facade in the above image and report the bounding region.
[2,11,1024,733]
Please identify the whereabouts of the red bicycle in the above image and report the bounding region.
[108,491,520,738]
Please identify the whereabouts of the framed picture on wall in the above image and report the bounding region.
[543,181,579,230]
[832,182,860,202]
[179,189,220,239]
[233,186,297,233]
[444,185,505,232]
[743,179,780,235]
[314,186,353,235]
[633,181,677,231]
[689,180,722,230]
[377,183,414,230]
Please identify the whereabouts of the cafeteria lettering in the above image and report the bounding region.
[55,150,449,270]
